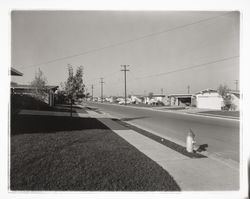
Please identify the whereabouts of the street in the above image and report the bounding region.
[85,102,240,162]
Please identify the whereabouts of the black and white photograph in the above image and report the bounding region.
[1,0,250,199]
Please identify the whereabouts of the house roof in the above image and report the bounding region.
[152,94,166,97]
[195,88,218,95]
[229,90,240,94]
[131,94,145,98]
[11,67,23,76]
[168,94,193,98]
[229,90,240,98]
[11,84,58,91]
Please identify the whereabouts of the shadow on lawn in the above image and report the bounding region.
[11,115,110,135]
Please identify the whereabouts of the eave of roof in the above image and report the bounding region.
[195,88,218,95]
[11,67,23,76]
[11,84,58,90]
[168,94,193,97]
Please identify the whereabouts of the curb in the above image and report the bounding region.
[123,119,239,170]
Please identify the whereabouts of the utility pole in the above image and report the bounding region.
[235,80,238,91]
[161,88,163,95]
[91,85,94,101]
[187,85,190,94]
[121,65,130,105]
[100,78,104,103]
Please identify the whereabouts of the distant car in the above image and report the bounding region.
[118,100,125,105]
[118,99,132,105]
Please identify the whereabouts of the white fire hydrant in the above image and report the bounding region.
[186,128,196,153]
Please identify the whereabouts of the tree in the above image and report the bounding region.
[31,68,47,101]
[218,84,230,99]
[148,92,154,99]
[217,84,232,111]
[64,65,85,116]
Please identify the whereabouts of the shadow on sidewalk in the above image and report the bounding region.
[11,115,110,135]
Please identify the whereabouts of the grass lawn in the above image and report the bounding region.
[11,115,180,191]
[199,110,240,118]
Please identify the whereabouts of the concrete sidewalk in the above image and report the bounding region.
[18,107,239,191]
[98,118,239,191]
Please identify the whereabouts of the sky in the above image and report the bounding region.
[11,11,239,97]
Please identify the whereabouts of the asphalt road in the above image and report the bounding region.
[85,102,240,162]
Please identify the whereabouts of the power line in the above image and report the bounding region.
[19,12,233,69]
[132,55,239,81]
[86,70,120,86]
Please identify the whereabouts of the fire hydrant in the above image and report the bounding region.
[186,128,196,153]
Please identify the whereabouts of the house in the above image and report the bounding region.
[152,94,165,102]
[105,96,115,103]
[168,94,193,106]
[130,95,144,104]
[195,89,223,110]
[228,90,240,111]
[11,84,58,106]
[143,94,166,105]
[11,67,23,76]
[10,68,23,91]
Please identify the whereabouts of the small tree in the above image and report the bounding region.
[148,92,154,99]
[218,84,232,111]
[31,68,47,101]
[64,65,85,116]
[218,84,229,99]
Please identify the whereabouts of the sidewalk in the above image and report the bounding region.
[18,106,239,191]
[98,118,239,191]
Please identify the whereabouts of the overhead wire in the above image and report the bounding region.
[129,55,239,81]
[19,12,233,69]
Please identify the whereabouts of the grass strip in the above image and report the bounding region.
[199,111,239,118]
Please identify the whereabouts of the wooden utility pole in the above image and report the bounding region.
[121,65,130,105]
[91,84,94,101]
[187,85,190,94]
[100,78,104,103]
[235,80,238,91]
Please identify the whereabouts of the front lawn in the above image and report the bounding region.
[11,115,180,191]
[199,110,240,118]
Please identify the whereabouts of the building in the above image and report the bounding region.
[130,95,144,104]
[143,94,166,105]
[11,67,23,89]
[227,90,240,111]
[195,89,223,110]
[168,94,193,106]
[11,67,23,76]
[195,89,240,110]
[11,84,58,106]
